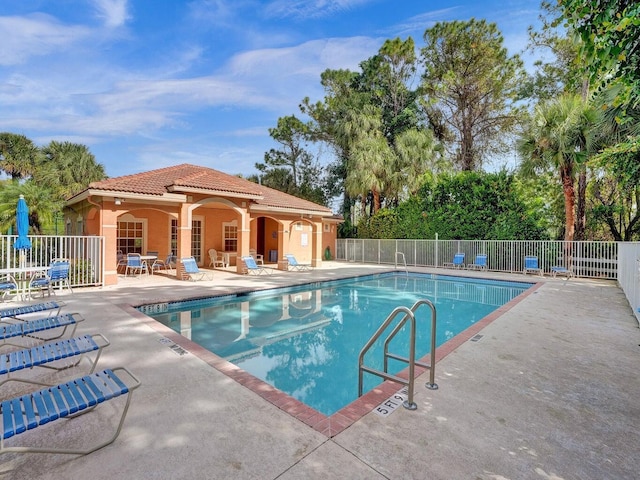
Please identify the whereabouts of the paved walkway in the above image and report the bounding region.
[1,263,638,479]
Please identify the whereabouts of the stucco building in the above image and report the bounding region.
[65,164,341,285]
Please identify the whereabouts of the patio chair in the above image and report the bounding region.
[249,249,264,265]
[28,259,73,298]
[151,253,175,275]
[181,257,213,281]
[0,366,141,456]
[550,265,573,279]
[125,253,148,277]
[241,256,272,275]
[284,254,311,271]
[467,254,488,271]
[523,256,543,276]
[0,276,18,302]
[0,333,110,389]
[208,249,226,268]
[443,253,465,269]
[116,250,127,274]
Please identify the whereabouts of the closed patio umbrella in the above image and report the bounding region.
[13,195,32,268]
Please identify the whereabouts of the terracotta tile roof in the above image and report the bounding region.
[252,183,333,214]
[86,163,258,196]
[85,163,333,215]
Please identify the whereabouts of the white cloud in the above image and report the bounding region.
[224,36,381,99]
[187,0,245,26]
[93,0,131,28]
[135,141,261,175]
[0,35,382,137]
[0,13,90,66]
[265,0,373,19]
[390,8,460,36]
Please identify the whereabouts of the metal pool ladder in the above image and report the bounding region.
[358,299,438,410]
[395,251,408,275]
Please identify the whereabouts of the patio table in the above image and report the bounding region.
[140,255,157,275]
[0,266,51,301]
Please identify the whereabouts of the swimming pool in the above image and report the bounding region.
[140,273,531,416]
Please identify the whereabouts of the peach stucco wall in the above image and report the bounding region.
[68,195,339,285]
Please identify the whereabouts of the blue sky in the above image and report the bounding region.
[0,0,543,179]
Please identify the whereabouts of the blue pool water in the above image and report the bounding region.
[140,273,531,416]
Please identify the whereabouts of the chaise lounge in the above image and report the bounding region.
[443,253,465,269]
[523,256,543,276]
[181,257,213,281]
[284,254,312,271]
[467,254,488,271]
[0,333,110,389]
[0,367,141,455]
[0,313,84,350]
[241,256,273,275]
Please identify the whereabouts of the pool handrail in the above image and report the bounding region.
[358,298,438,411]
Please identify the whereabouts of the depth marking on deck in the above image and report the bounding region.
[158,337,189,356]
[470,334,484,342]
[373,386,410,417]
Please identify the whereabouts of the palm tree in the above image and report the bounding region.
[0,133,40,179]
[346,135,392,215]
[0,181,60,234]
[518,94,599,241]
[38,141,106,198]
[388,128,444,205]
[340,105,392,215]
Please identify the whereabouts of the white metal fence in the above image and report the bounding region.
[616,242,640,324]
[336,239,618,279]
[0,235,104,288]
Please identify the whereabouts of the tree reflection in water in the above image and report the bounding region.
[147,274,529,415]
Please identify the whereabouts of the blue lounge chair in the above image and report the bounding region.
[0,333,110,389]
[467,254,488,271]
[284,254,311,271]
[523,256,543,276]
[550,265,573,279]
[0,313,84,349]
[0,301,65,321]
[180,257,213,281]
[0,367,141,455]
[444,253,465,269]
[241,256,272,275]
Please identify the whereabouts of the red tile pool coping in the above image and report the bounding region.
[124,280,543,438]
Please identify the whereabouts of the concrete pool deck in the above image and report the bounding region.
[1,262,639,479]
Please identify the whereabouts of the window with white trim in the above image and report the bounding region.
[117,217,145,254]
[223,220,238,252]
[191,219,203,263]
[170,219,178,255]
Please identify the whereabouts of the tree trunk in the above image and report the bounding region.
[372,188,381,214]
[574,166,587,240]
[561,164,575,242]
